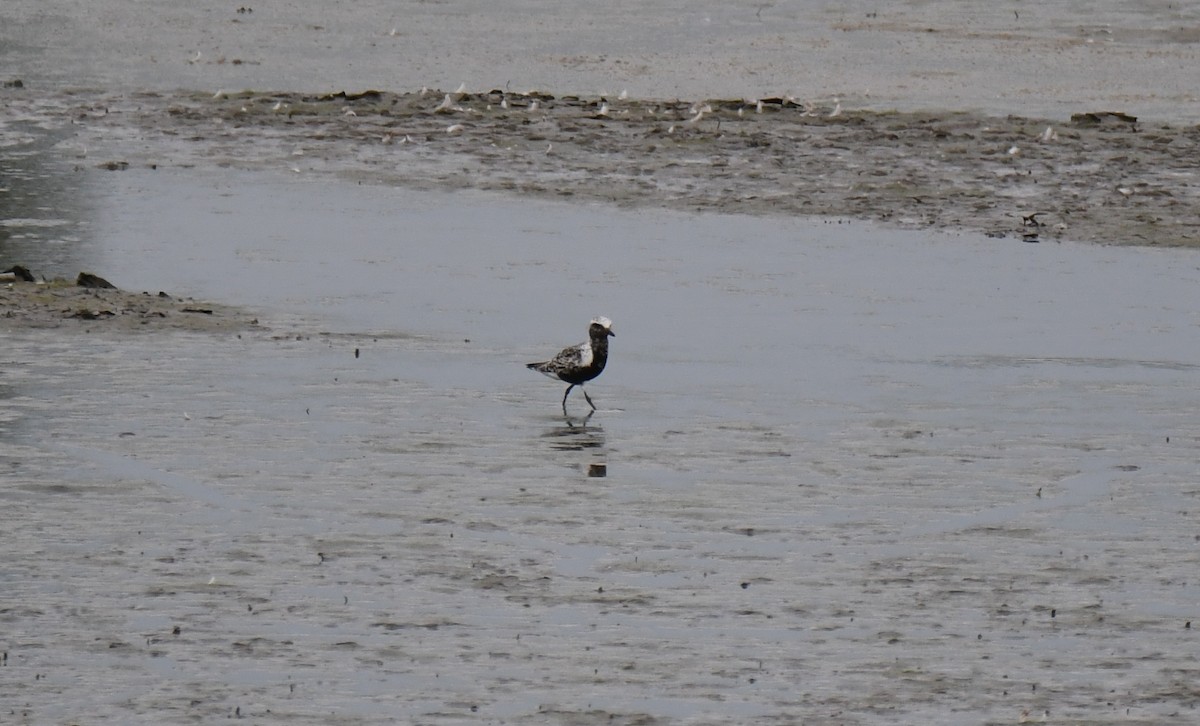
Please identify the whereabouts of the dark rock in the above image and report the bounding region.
[70,309,115,320]
[1070,111,1138,128]
[3,265,35,282]
[77,272,117,289]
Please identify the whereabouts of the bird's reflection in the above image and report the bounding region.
[565,410,595,431]
[538,412,610,476]
[542,411,605,451]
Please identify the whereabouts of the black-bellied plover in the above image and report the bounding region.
[526,316,615,415]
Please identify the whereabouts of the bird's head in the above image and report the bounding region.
[590,316,615,337]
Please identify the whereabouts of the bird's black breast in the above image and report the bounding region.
[558,341,608,384]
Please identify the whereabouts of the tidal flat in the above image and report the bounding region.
[3,1,1200,723]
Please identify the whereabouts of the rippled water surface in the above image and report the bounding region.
[3,167,1200,724]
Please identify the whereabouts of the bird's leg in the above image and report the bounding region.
[582,389,596,411]
[561,384,575,415]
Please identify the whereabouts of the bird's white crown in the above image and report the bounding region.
[591,316,613,329]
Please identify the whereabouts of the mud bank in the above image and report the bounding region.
[6,86,1200,247]
[0,271,260,334]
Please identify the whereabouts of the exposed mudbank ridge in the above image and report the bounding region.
[0,267,260,333]
[9,86,1199,247]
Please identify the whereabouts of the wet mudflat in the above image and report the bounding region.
[4,86,1200,250]
[4,0,1199,122]
[0,275,259,334]
[5,0,1200,252]
[4,0,1200,722]
[3,171,1200,724]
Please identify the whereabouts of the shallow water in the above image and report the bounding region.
[4,168,1200,724]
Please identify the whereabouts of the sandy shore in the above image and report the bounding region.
[9,86,1199,248]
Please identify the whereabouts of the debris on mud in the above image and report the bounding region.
[0,267,260,333]
[6,87,1200,247]
[55,87,1200,248]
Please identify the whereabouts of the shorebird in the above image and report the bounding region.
[526,316,615,415]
